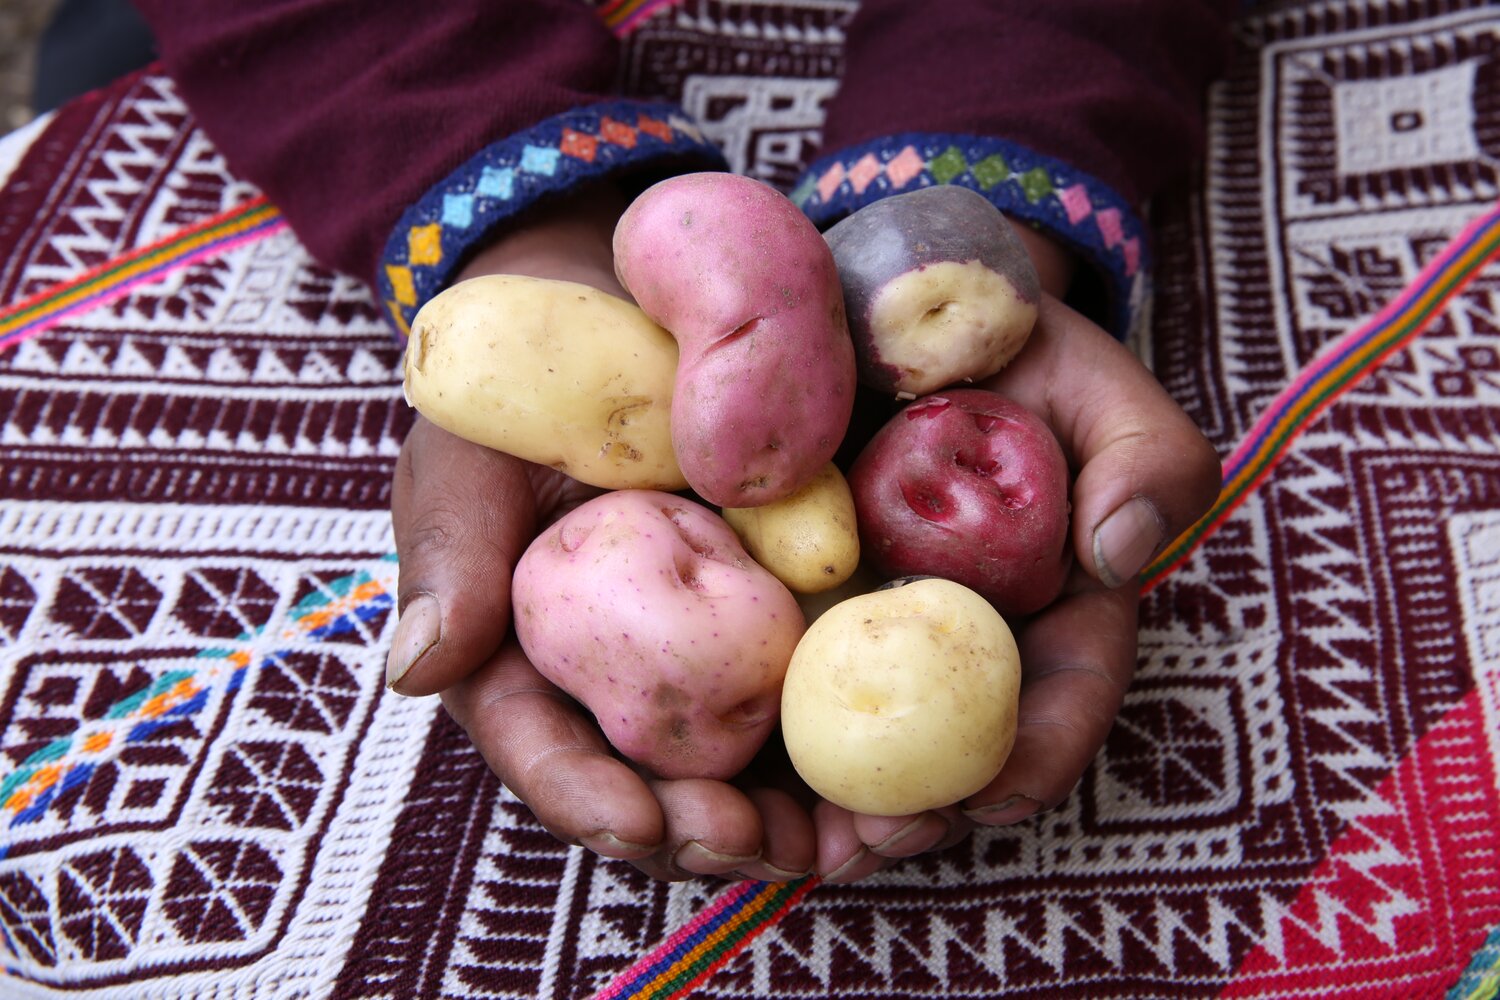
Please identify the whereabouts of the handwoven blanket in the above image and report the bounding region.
[2,1,1499,997]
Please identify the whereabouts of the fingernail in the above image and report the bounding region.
[672,840,759,874]
[964,794,1040,826]
[821,846,872,884]
[1093,497,1165,589]
[870,815,944,856]
[733,860,811,883]
[579,831,659,860]
[386,594,441,692]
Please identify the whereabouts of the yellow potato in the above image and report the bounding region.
[722,462,860,594]
[403,274,687,491]
[781,577,1021,815]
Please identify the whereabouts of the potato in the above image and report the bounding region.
[403,274,687,491]
[613,172,857,508]
[722,462,860,594]
[849,389,1072,617]
[511,489,805,780]
[781,577,1021,816]
[823,185,1040,396]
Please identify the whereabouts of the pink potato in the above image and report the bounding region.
[511,489,806,780]
[613,172,857,508]
[848,388,1072,617]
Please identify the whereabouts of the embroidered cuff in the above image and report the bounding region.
[792,134,1149,341]
[378,101,727,336]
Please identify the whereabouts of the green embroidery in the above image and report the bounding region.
[1020,166,1054,203]
[928,146,969,185]
[970,154,1010,190]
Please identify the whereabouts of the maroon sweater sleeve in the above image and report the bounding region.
[133,0,726,333]
[793,0,1234,338]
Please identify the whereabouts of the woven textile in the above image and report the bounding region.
[2,1,1499,997]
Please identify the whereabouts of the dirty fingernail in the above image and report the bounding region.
[580,832,659,860]
[386,594,441,692]
[821,846,874,884]
[964,794,1040,826]
[1093,497,1165,589]
[871,815,945,857]
[734,860,811,883]
[673,841,759,875]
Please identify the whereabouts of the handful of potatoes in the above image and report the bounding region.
[403,175,1067,818]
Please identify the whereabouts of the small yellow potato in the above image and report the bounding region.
[722,462,860,594]
[781,577,1021,816]
[403,274,687,491]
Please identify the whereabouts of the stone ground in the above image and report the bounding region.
[1,0,63,133]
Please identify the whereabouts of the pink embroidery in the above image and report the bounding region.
[817,163,847,202]
[885,147,926,189]
[1061,183,1093,224]
[849,153,883,195]
[1096,207,1124,248]
[1123,237,1141,277]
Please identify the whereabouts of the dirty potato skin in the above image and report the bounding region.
[780,577,1022,816]
[613,172,857,507]
[511,490,806,780]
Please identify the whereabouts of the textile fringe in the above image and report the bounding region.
[0,196,286,355]
[1143,199,1500,591]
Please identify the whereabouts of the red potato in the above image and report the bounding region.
[511,490,805,780]
[849,388,1071,617]
[613,172,857,508]
[823,185,1040,397]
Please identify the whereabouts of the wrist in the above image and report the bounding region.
[1006,218,1076,299]
[456,181,630,295]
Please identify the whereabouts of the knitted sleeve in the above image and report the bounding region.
[793,0,1235,338]
[134,0,727,333]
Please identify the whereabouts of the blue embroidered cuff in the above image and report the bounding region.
[378,101,727,336]
[791,134,1149,341]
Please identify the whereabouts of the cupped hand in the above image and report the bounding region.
[387,182,826,881]
[824,257,1220,873]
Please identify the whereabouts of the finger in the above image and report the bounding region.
[813,802,891,884]
[631,779,766,881]
[985,297,1222,588]
[441,637,665,859]
[388,416,539,694]
[852,808,955,859]
[964,575,1138,824]
[735,788,816,881]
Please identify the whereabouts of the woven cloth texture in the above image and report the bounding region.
[2,1,1499,997]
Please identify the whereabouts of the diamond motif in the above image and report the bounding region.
[206,740,322,830]
[0,870,58,966]
[162,840,280,944]
[172,565,279,639]
[0,565,38,642]
[57,848,153,961]
[250,648,359,734]
[50,566,162,640]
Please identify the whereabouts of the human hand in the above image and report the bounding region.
[389,182,826,881]
[814,228,1221,878]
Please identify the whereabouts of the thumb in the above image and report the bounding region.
[386,416,540,695]
[988,297,1222,588]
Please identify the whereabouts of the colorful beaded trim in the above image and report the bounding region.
[792,133,1148,339]
[376,101,726,336]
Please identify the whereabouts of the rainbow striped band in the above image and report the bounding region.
[0,196,287,354]
[596,0,685,35]
[590,876,817,1000]
[1142,198,1500,589]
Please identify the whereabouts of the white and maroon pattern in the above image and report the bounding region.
[3,0,1500,997]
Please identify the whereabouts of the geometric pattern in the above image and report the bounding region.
[4,0,1500,996]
